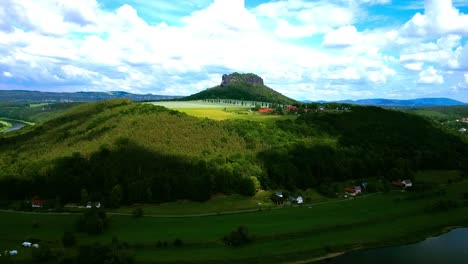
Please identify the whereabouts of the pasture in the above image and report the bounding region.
[149,101,296,121]
[1,173,468,263]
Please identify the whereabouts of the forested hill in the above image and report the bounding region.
[0,100,467,206]
[0,90,181,103]
[181,73,296,105]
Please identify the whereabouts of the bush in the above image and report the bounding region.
[132,208,143,218]
[173,238,183,247]
[223,226,253,247]
[76,207,108,235]
[31,244,52,263]
[62,232,77,247]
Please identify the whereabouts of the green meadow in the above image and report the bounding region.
[1,171,468,263]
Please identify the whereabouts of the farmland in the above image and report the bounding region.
[1,171,468,263]
[149,101,296,121]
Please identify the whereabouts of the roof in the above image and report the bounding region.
[391,180,404,187]
[287,105,298,110]
[259,108,274,113]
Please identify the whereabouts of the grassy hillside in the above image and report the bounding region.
[0,100,467,206]
[181,82,297,105]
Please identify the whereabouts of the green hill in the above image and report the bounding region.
[0,100,467,206]
[182,73,297,105]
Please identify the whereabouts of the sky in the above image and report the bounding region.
[1,0,468,102]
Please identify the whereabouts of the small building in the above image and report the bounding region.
[21,242,31,247]
[296,196,304,204]
[259,108,274,114]
[402,179,413,188]
[31,199,44,208]
[459,128,467,133]
[32,244,39,248]
[9,250,18,256]
[287,105,298,111]
[391,180,404,187]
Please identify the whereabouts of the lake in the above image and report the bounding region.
[317,228,468,264]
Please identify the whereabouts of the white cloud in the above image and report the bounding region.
[0,0,467,101]
[401,0,468,38]
[253,0,354,38]
[322,25,361,48]
[3,71,12,78]
[465,73,468,84]
[399,35,461,69]
[404,62,424,71]
[418,66,444,84]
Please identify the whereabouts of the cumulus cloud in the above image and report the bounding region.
[465,73,468,84]
[418,66,445,84]
[0,0,467,101]
[322,25,361,48]
[404,62,424,71]
[253,0,354,38]
[401,0,468,38]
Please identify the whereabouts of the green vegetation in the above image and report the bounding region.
[0,99,468,262]
[0,102,80,123]
[0,120,12,132]
[0,175,467,263]
[0,100,467,206]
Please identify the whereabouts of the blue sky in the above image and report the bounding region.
[1,0,468,102]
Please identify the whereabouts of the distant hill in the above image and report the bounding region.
[0,90,182,103]
[333,98,466,107]
[182,73,297,105]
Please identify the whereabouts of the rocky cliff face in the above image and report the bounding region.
[221,73,264,86]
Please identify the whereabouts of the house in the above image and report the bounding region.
[392,180,413,188]
[402,179,413,188]
[272,192,289,205]
[258,108,274,114]
[32,244,39,248]
[287,105,298,111]
[296,196,304,204]
[9,250,18,256]
[459,128,467,133]
[344,186,362,197]
[31,199,44,208]
[391,180,404,187]
[21,242,31,247]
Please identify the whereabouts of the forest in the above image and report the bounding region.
[0,99,467,207]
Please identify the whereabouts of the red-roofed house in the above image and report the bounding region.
[287,105,298,111]
[31,198,44,208]
[259,108,274,114]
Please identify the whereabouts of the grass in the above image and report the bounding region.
[0,120,12,132]
[1,172,468,263]
[149,101,296,121]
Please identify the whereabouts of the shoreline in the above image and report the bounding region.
[288,225,466,264]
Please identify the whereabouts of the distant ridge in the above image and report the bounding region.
[302,98,466,107]
[0,90,182,103]
[182,73,297,105]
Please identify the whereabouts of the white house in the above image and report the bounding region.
[21,242,31,247]
[32,244,39,248]
[402,179,413,188]
[297,196,304,204]
[9,250,18,256]
[459,128,467,133]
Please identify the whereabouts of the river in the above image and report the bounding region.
[316,228,468,264]
[1,121,26,133]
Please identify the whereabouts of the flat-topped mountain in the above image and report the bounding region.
[182,73,296,105]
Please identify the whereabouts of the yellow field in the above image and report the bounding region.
[149,101,296,122]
